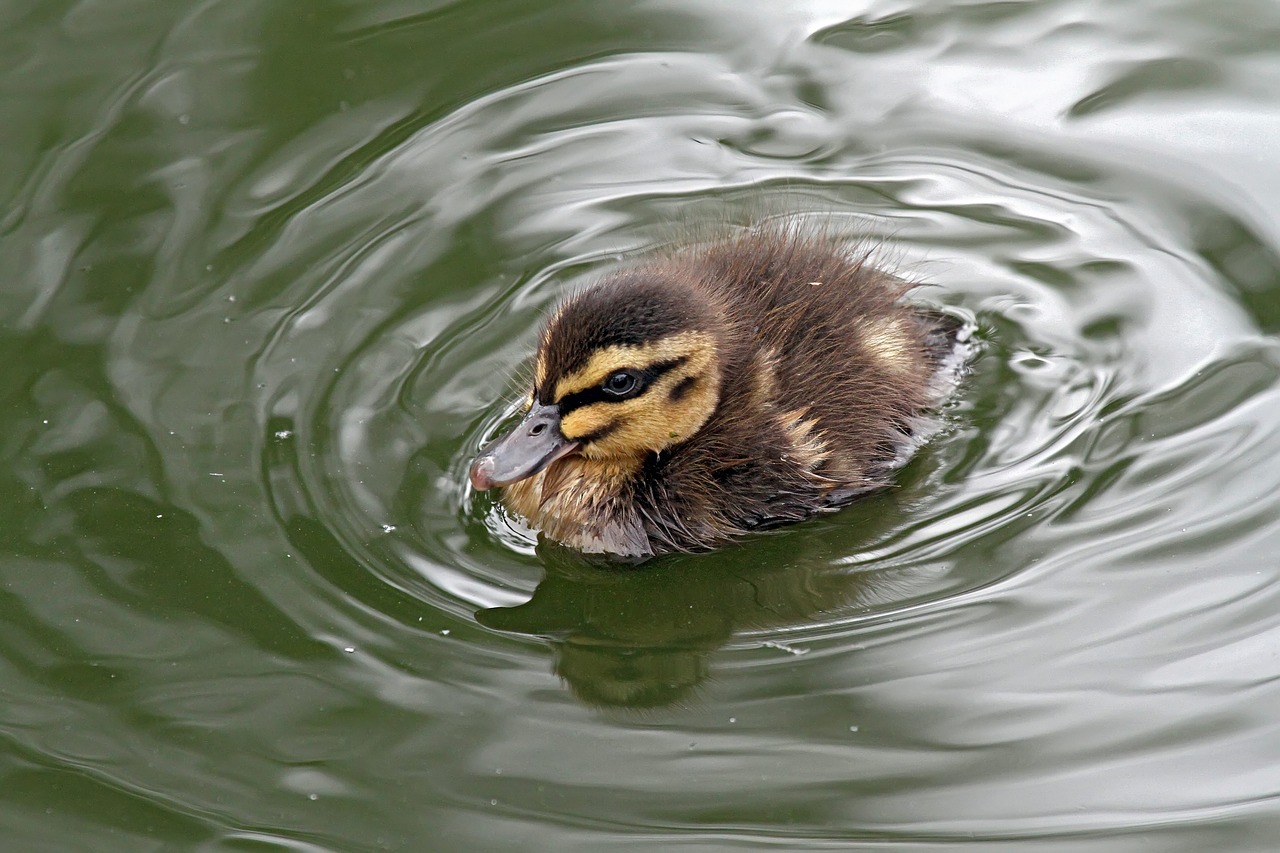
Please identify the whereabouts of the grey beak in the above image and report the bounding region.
[469,402,580,490]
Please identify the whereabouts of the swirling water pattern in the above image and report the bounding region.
[3,0,1280,848]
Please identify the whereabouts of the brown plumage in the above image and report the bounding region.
[469,223,966,558]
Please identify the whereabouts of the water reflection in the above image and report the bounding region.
[478,495,945,708]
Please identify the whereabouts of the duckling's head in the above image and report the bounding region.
[470,271,724,490]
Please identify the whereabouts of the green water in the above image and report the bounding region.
[5,0,1280,849]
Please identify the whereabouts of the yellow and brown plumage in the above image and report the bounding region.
[469,223,965,558]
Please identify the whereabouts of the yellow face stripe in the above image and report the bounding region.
[531,330,721,460]
[560,402,620,440]
[551,331,715,402]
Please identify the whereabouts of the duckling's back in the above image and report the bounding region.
[685,227,958,475]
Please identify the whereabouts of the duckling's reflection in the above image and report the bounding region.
[477,493,937,709]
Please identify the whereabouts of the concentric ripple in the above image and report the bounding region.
[240,46,1273,648]
[240,41,1280,841]
[8,0,1280,848]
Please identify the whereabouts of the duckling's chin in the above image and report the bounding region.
[502,453,651,557]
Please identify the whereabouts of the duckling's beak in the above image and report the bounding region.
[469,402,580,490]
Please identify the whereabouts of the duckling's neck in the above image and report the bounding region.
[503,455,651,556]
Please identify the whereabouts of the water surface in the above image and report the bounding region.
[4,0,1280,849]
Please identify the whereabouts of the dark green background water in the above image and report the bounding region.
[5,0,1280,849]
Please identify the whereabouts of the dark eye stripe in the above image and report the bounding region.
[572,421,620,445]
[556,356,688,412]
[668,374,698,403]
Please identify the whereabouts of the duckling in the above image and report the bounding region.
[469,223,965,558]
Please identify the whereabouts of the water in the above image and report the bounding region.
[4,0,1280,849]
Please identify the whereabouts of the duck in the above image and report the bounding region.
[469,222,967,558]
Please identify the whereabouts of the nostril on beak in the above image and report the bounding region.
[530,422,546,436]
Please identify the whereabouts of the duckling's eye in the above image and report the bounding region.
[602,370,641,398]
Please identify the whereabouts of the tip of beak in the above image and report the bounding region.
[469,456,496,491]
